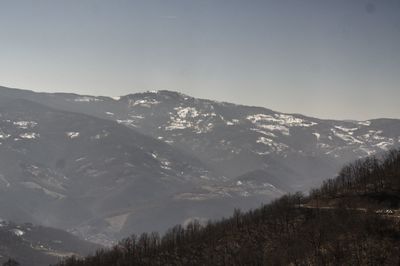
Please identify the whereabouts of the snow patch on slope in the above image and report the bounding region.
[13,121,38,129]
[331,128,363,145]
[19,132,39,139]
[129,99,160,108]
[11,229,24,236]
[166,106,215,133]
[247,113,317,128]
[358,121,371,126]
[312,132,321,140]
[66,132,80,139]
[0,132,10,139]
[256,137,289,153]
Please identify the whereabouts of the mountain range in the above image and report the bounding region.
[1,85,399,246]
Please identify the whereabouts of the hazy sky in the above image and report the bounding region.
[0,0,399,120]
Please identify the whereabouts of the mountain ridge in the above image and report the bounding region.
[2,85,394,121]
[0,85,399,246]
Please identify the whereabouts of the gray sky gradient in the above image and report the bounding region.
[0,0,399,120]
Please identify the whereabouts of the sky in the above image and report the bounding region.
[0,0,399,120]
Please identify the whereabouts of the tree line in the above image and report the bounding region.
[311,149,400,208]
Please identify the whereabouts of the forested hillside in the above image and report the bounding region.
[310,149,400,208]
[56,149,400,265]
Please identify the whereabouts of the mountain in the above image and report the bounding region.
[0,97,242,245]
[0,85,399,245]
[55,149,400,266]
[2,86,399,189]
[0,219,99,266]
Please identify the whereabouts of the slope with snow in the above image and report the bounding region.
[0,86,400,245]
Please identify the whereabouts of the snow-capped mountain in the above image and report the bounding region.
[0,86,399,245]
[0,97,236,245]
[4,87,397,187]
[111,91,400,188]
